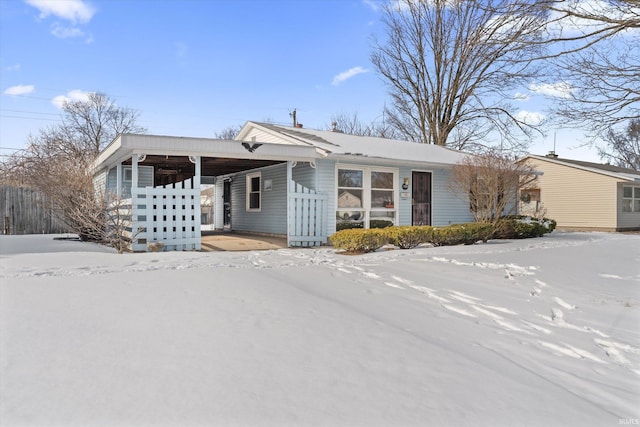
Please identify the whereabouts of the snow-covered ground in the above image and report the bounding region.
[1,232,638,427]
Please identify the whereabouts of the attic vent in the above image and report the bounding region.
[546,151,558,159]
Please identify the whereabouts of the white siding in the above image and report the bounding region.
[240,128,302,145]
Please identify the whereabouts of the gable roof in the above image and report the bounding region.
[523,154,640,182]
[236,121,471,166]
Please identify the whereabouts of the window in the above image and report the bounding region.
[123,167,132,182]
[337,169,364,229]
[520,189,540,204]
[622,186,640,213]
[246,172,261,211]
[336,166,397,230]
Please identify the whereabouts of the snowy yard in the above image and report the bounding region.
[1,232,639,426]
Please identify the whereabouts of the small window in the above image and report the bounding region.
[246,172,261,211]
[123,167,132,181]
[622,186,640,213]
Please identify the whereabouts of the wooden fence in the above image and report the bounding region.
[1,186,70,235]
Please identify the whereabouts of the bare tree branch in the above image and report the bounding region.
[371,0,548,153]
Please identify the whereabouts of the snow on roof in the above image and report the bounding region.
[250,122,471,166]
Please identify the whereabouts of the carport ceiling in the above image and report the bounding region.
[124,155,284,176]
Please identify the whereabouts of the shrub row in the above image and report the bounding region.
[330,217,555,253]
[330,222,495,254]
[494,216,557,239]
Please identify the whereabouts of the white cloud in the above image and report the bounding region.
[362,0,380,12]
[3,84,35,96]
[332,66,369,86]
[25,0,96,24]
[545,0,638,37]
[52,89,91,109]
[513,92,530,101]
[529,82,573,99]
[51,23,85,39]
[5,63,22,72]
[515,110,545,126]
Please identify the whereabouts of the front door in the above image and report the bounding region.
[223,179,232,228]
[412,171,432,226]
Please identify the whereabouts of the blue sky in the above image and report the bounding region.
[0,0,604,161]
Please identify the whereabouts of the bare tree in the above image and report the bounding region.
[542,1,640,138]
[450,152,539,224]
[58,92,145,156]
[371,0,550,152]
[214,124,243,140]
[598,118,640,170]
[1,92,145,247]
[326,112,403,139]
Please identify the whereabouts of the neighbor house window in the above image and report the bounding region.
[622,186,640,212]
[336,166,397,230]
[246,172,261,211]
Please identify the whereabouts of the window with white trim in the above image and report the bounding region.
[622,186,640,212]
[246,172,261,211]
[336,166,397,230]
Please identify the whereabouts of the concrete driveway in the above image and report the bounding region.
[200,232,288,251]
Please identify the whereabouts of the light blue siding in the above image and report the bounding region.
[315,159,337,234]
[292,162,317,190]
[431,167,474,226]
[230,163,288,235]
[318,160,473,234]
[397,166,413,225]
[106,165,154,197]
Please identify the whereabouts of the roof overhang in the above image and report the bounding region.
[92,133,325,173]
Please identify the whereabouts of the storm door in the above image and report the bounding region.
[412,171,432,226]
[223,179,232,228]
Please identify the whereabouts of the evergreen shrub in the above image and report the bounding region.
[385,226,433,249]
[494,216,557,239]
[329,228,388,253]
[431,223,494,246]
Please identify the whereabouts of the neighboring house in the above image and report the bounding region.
[520,154,640,231]
[92,121,479,251]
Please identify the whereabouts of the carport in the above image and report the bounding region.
[92,134,327,252]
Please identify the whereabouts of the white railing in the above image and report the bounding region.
[131,178,201,251]
[288,181,327,247]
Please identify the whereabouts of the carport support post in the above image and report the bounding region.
[193,156,201,188]
[131,154,138,192]
[116,163,122,198]
[286,161,292,248]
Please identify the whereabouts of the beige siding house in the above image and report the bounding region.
[520,154,640,231]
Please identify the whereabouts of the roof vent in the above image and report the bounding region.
[546,151,558,158]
